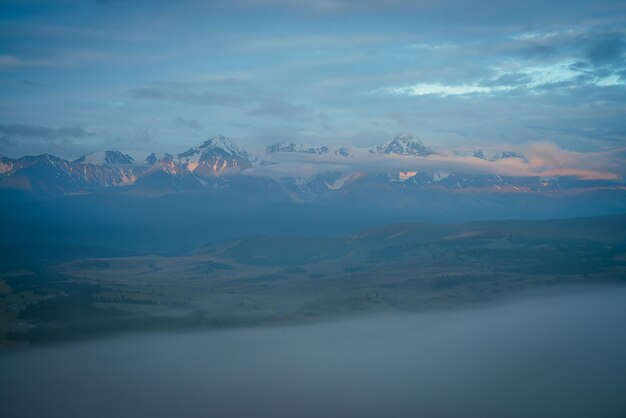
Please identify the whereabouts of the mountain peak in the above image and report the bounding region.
[266,142,299,154]
[177,136,252,175]
[75,150,135,165]
[179,136,249,161]
[473,149,528,163]
[145,153,174,165]
[371,134,434,156]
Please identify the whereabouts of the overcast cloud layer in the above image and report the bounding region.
[0,0,625,160]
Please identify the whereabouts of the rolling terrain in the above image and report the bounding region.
[2,214,625,346]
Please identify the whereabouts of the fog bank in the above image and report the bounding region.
[2,287,626,418]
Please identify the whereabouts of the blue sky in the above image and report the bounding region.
[0,0,625,158]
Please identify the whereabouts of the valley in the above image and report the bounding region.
[2,214,625,346]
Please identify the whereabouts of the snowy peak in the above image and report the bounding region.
[266,142,330,155]
[266,142,299,154]
[145,153,174,165]
[144,152,187,177]
[292,145,329,155]
[177,136,252,175]
[370,134,434,157]
[266,142,352,157]
[0,155,15,174]
[473,149,528,163]
[75,150,135,166]
[179,135,250,161]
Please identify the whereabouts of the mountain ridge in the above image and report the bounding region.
[1,134,624,202]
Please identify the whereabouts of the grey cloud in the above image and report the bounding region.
[318,113,334,131]
[131,87,245,107]
[4,0,625,157]
[350,131,397,147]
[532,74,593,91]
[0,135,18,147]
[248,98,312,120]
[569,60,592,73]
[0,124,93,140]
[133,82,335,134]
[584,33,625,65]
[87,129,157,155]
[174,117,201,130]
[385,112,412,129]
[547,32,625,79]
[384,29,626,102]
[225,0,618,26]
[130,129,155,143]
[248,98,335,131]
[521,45,555,59]
[518,30,625,66]
[506,31,625,81]
[0,54,23,68]
[0,124,98,158]
[373,78,626,151]
[111,129,155,145]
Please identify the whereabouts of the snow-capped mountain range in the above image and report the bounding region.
[0,134,622,199]
[266,141,351,157]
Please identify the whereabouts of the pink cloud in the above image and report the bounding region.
[244,141,625,181]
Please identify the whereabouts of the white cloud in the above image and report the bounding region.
[387,83,510,97]
[386,58,626,98]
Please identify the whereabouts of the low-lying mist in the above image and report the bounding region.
[2,286,626,418]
